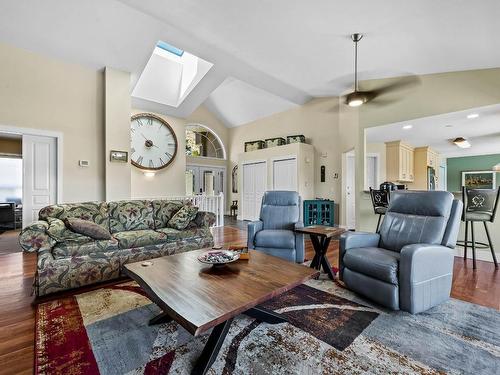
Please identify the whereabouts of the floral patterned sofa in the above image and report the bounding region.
[19,200,215,296]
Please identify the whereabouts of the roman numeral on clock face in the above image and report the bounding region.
[136,156,143,165]
[146,118,152,126]
[149,159,154,168]
[165,152,172,159]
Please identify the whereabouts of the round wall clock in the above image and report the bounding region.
[130,113,178,170]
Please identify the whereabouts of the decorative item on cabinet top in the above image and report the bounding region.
[287,135,306,144]
[244,140,265,152]
[265,137,286,148]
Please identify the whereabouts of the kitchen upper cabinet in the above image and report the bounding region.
[385,141,415,182]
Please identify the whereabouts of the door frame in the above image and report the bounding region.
[240,159,267,221]
[342,149,356,229]
[365,152,381,190]
[0,124,63,204]
[271,154,298,191]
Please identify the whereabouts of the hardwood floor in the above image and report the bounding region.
[0,225,498,374]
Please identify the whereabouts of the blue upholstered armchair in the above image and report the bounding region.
[247,191,305,263]
[339,190,463,314]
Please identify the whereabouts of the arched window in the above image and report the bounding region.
[185,124,226,159]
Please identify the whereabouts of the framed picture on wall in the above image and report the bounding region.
[110,150,128,163]
[461,170,496,189]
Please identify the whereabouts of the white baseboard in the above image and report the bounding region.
[454,248,498,262]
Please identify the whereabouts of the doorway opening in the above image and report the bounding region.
[0,133,23,240]
[342,150,356,230]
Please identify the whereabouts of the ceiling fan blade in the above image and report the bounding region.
[370,75,421,97]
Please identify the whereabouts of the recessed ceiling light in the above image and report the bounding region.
[402,125,413,130]
[467,113,479,119]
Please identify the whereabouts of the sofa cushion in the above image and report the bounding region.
[255,229,295,249]
[152,200,184,229]
[167,205,199,230]
[39,201,109,231]
[113,229,169,249]
[52,238,119,259]
[46,217,91,243]
[65,218,112,240]
[343,247,400,285]
[156,226,211,241]
[108,200,154,233]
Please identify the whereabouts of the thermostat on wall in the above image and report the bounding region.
[79,160,90,167]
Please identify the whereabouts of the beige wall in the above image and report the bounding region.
[228,98,342,208]
[0,42,105,203]
[105,68,131,201]
[0,137,22,155]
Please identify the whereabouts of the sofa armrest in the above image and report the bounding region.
[194,211,216,228]
[339,231,380,280]
[399,244,454,313]
[294,221,305,263]
[18,220,56,253]
[247,220,263,249]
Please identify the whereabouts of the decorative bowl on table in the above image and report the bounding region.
[197,250,240,266]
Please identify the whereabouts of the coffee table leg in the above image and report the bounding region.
[310,235,335,280]
[149,311,173,326]
[192,318,234,375]
[244,306,288,324]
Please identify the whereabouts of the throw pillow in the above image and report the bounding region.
[167,205,199,230]
[64,218,112,240]
[46,217,89,242]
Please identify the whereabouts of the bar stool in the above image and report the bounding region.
[369,188,390,233]
[462,186,499,269]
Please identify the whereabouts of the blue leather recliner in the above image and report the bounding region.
[247,191,305,263]
[339,190,463,314]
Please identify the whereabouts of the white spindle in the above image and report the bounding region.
[135,194,224,227]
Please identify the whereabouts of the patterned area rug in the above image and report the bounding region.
[35,278,499,375]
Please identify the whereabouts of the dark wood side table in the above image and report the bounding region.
[295,225,347,280]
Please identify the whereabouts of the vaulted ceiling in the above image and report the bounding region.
[0,0,499,126]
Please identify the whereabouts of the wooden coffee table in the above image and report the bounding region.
[295,225,347,280]
[124,249,319,375]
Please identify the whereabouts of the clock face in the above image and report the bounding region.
[130,113,178,170]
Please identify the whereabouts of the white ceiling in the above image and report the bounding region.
[204,78,298,127]
[0,0,499,126]
[366,104,500,158]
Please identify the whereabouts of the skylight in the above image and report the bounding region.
[132,40,213,108]
[156,41,184,57]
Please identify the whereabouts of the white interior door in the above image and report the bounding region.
[242,163,254,220]
[273,157,297,191]
[23,134,57,227]
[242,161,266,220]
[254,162,267,219]
[346,154,356,230]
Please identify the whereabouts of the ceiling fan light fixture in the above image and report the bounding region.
[453,137,471,149]
[346,91,368,107]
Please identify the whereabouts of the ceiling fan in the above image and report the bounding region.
[345,33,421,107]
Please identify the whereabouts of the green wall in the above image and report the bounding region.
[447,154,500,192]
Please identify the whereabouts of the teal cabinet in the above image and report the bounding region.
[303,200,334,226]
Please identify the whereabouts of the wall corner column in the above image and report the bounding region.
[105,67,131,200]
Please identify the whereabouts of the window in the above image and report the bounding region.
[0,157,22,203]
[185,125,225,159]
